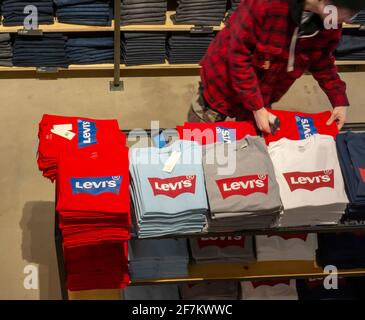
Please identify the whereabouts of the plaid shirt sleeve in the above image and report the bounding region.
[308,28,350,108]
[227,0,265,112]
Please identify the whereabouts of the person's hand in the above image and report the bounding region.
[326,106,348,130]
[253,108,271,134]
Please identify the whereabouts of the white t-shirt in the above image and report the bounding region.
[241,280,298,300]
[268,135,348,210]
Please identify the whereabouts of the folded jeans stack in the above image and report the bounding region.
[351,10,365,24]
[180,281,239,300]
[1,0,54,26]
[66,36,114,64]
[167,33,214,64]
[121,32,167,66]
[128,238,189,279]
[335,31,365,60]
[120,0,167,26]
[336,132,365,224]
[171,0,227,26]
[0,33,13,67]
[129,140,208,238]
[13,33,68,68]
[55,0,112,26]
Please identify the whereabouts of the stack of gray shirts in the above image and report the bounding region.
[167,33,214,64]
[336,31,365,60]
[180,281,239,300]
[0,33,13,67]
[122,284,180,300]
[202,136,282,232]
[120,0,167,25]
[128,238,189,280]
[122,32,167,66]
[189,236,255,264]
[171,0,227,26]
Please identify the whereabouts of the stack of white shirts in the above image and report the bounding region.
[241,280,298,300]
[203,136,283,232]
[128,238,189,280]
[129,140,208,238]
[180,281,239,300]
[255,233,318,261]
[268,135,348,227]
[189,236,255,264]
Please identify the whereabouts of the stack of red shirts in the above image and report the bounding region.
[37,114,126,182]
[176,121,257,145]
[56,147,131,291]
[264,109,339,145]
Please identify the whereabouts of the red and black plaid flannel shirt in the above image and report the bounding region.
[200,0,349,120]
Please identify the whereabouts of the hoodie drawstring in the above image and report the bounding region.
[287,26,299,72]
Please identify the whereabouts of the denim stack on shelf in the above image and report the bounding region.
[1,0,54,26]
[12,34,68,67]
[55,0,112,26]
[0,33,13,66]
[167,33,214,64]
[171,0,227,26]
[335,31,365,60]
[66,35,114,64]
[351,10,365,24]
[226,0,240,18]
[120,0,167,26]
[121,32,166,66]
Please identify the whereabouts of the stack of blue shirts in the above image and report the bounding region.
[0,33,13,66]
[55,0,112,26]
[1,0,54,26]
[128,238,189,280]
[66,36,113,64]
[121,32,167,66]
[129,140,208,238]
[120,0,167,26]
[316,232,365,269]
[167,33,214,64]
[13,33,68,67]
[336,132,365,224]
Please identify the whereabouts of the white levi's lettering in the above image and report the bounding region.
[50,128,75,140]
[53,124,73,131]
[163,151,182,173]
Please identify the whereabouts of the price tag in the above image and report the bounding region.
[53,124,73,131]
[50,129,75,140]
[163,151,182,173]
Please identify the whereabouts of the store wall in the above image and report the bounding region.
[0,71,364,299]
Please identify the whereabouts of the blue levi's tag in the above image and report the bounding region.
[152,131,169,148]
[295,115,318,139]
[77,119,98,148]
[216,127,236,143]
[70,176,122,195]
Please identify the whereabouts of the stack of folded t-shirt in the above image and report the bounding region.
[351,10,365,24]
[0,33,13,67]
[336,132,365,224]
[128,238,189,280]
[255,233,318,261]
[335,31,365,60]
[171,0,226,26]
[37,114,126,181]
[121,32,167,66]
[316,232,365,269]
[66,36,114,64]
[189,236,255,264]
[1,0,54,26]
[203,135,283,232]
[12,34,68,68]
[266,109,348,227]
[180,281,239,300]
[55,0,112,26]
[167,33,214,64]
[241,280,299,300]
[120,0,167,26]
[130,139,208,238]
[123,284,180,300]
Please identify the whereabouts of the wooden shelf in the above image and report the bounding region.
[336,60,365,66]
[343,23,363,29]
[131,261,365,286]
[121,61,200,69]
[0,64,114,72]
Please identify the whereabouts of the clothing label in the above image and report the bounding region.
[283,170,334,192]
[70,176,122,195]
[53,124,73,131]
[163,151,182,173]
[77,119,97,148]
[50,128,75,140]
[148,175,196,198]
[216,127,236,143]
[295,115,318,139]
[359,168,365,183]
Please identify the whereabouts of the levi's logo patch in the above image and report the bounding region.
[295,115,318,139]
[283,170,334,192]
[70,176,122,195]
[359,168,365,183]
[216,127,236,143]
[197,236,246,249]
[251,280,290,289]
[77,119,97,148]
[148,175,196,198]
[216,175,268,199]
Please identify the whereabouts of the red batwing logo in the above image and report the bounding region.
[148,175,196,198]
[283,170,334,192]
